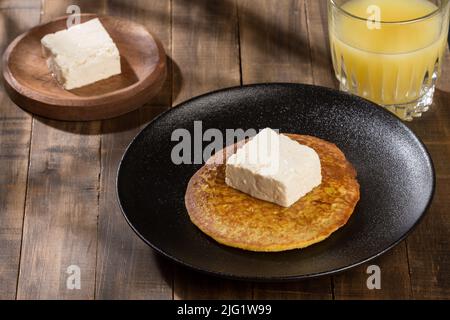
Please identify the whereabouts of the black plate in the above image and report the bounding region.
[117,83,435,281]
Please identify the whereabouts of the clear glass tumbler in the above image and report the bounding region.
[328,0,450,120]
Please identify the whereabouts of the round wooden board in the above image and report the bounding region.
[2,14,166,121]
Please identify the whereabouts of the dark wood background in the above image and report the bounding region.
[0,0,449,300]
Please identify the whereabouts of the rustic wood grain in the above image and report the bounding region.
[333,244,412,299]
[405,46,450,299]
[171,0,241,105]
[106,0,173,106]
[238,0,332,299]
[305,0,335,88]
[95,106,173,299]
[3,13,167,120]
[16,0,105,299]
[0,0,41,300]
[406,176,450,299]
[174,272,253,300]
[94,0,173,299]
[239,0,313,84]
[171,0,250,300]
[40,0,107,19]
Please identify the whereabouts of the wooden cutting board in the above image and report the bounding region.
[2,13,166,121]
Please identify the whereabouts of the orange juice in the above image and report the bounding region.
[329,0,449,119]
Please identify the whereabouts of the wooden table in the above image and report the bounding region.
[0,0,449,300]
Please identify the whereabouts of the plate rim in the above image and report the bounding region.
[116,82,436,281]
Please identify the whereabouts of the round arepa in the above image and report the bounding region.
[185,134,360,252]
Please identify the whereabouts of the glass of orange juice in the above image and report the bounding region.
[328,0,450,120]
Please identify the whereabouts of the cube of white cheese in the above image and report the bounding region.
[41,18,121,90]
[225,128,322,207]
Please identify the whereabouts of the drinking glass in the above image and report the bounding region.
[328,0,450,120]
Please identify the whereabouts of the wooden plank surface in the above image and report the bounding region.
[405,46,450,299]
[333,244,412,299]
[0,0,41,300]
[171,0,251,300]
[239,0,312,84]
[172,0,241,105]
[95,106,173,299]
[16,0,105,300]
[305,0,335,88]
[94,0,173,300]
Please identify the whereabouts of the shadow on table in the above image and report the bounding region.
[107,0,331,77]
[154,252,256,299]
[31,56,182,135]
